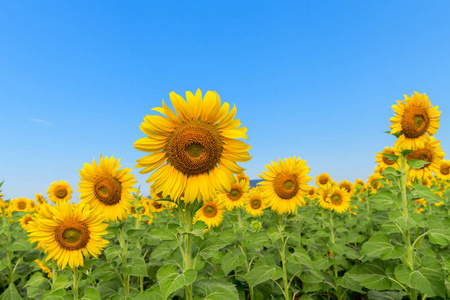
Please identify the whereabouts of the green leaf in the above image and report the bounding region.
[428,229,450,245]
[267,227,282,243]
[407,159,430,169]
[51,275,72,290]
[367,291,407,300]
[157,265,197,300]
[0,284,23,300]
[122,258,148,277]
[361,235,406,260]
[390,212,416,232]
[25,272,46,287]
[347,260,393,290]
[336,273,362,292]
[126,228,148,243]
[81,288,101,300]
[288,247,312,266]
[194,279,239,300]
[300,266,323,283]
[221,252,246,276]
[245,265,282,287]
[368,190,394,210]
[104,246,122,261]
[412,185,443,203]
[91,264,117,281]
[150,241,177,260]
[134,285,164,300]
[9,239,32,251]
[0,258,8,272]
[394,264,412,287]
[410,267,445,297]
[150,228,177,241]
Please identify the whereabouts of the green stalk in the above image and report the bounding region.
[329,211,338,278]
[72,267,79,300]
[52,261,58,285]
[400,152,417,300]
[277,214,290,300]
[119,225,130,296]
[184,202,193,300]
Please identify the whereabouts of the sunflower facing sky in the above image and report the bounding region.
[217,175,249,211]
[193,197,225,229]
[28,202,109,269]
[78,155,138,222]
[47,180,72,204]
[326,186,351,213]
[244,187,266,217]
[134,89,251,203]
[258,156,312,215]
[436,160,450,180]
[390,92,441,150]
[375,147,400,171]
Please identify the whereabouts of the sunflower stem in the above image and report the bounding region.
[400,152,417,300]
[184,202,193,300]
[118,224,130,296]
[329,211,338,278]
[277,214,290,300]
[72,267,79,300]
[52,261,57,285]
[237,207,242,229]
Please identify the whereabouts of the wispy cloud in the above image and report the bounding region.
[29,118,51,125]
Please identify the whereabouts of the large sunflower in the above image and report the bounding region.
[390,92,441,150]
[28,202,109,269]
[259,156,312,215]
[405,136,444,180]
[47,180,72,204]
[78,156,138,222]
[134,89,251,203]
[193,197,225,229]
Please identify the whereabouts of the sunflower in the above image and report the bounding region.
[217,175,249,211]
[390,92,441,150]
[78,155,138,222]
[338,180,354,197]
[305,186,318,201]
[47,180,72,204]
[436,160,450,180]
[368,173,383,193]
[405,136,444,180]
[326,186,351,213]
[315,173,332,187]
[193,197,225,229]
[11,198,32,212]
[35,194,47,205]
[236,173,250,191]
[375,147,400,171]
[35,259,52,278]
[28,202,109,269]
[148,199,166,213]
[134,89,251,203]
[19,214,34,230]
[353,179,366,194]
[259,157,311,215]
[244,187,266,216]
[316,184,334,210]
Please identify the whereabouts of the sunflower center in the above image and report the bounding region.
[166,120,223,175]
[251,199,262,209]
[340,184,351,193]
[55,220,90,251]
[441,164,449,175]
[319,177,328,185]
[401,107,430,138]
[54,186,68,199]
[228,188,242,201]
[407,149,432,169]
[331,194,342,205]
[203,204,217,218]
[93,175,122,206]
[273,174,300,199]
[18,202,26,209]
[24,216,32,225]
[153,202,162,209]
[382,155,396,165]
[308,189,315,196]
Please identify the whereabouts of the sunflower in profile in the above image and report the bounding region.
[390,92,441,150]
[317,183,334,210]
[375,147,400,171]
[217,175,249,211]
[47,180,72,204]
[35,259,52,278]
[436,160,450,181]
[405,136,444,180]
[78,155,138,222]
[28,202,109,269]
[326,186,351,213]
[236,173,250,191]
[35,194,47,205]
[353,179,366,195]
[315,173,332,187]
[259,157,311,215]
[193,197,225,229]
[338,180,354,197]
[244,187,266,216]
[134,89,251,203]
[19,214,34,230]
[368,173,383,193]
[148,199,166,213]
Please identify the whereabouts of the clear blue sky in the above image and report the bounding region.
[2,1,450,202]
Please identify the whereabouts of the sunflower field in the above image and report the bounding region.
[1,90,450,300]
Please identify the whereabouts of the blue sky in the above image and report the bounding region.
[1,1,450,202]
